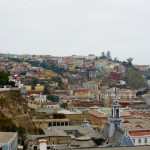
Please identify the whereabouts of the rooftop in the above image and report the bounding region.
[0,132,17,144]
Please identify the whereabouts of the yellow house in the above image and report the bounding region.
[35,84,44,91]
[21,85,32,90]
[44,70,56,77]
[39,70,56,79]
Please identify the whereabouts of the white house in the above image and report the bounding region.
[34,94,48,102]
[131,133,150,146]
[100,87,120,104]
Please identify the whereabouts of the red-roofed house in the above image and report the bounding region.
[129,130,150,145]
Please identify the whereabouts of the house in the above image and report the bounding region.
[0,132,18,150]
[35,84,44,91]
[64,57,73,65]
[73,88,92,98]
[34,94,48,102]
[73,59,84,67]
[21,85,32,90]
[118,89,136,100]
[41,102,60,110]
[82,80,100,90]
[32,116,69,129]
[87,68,97,80]
[100,87,119,105]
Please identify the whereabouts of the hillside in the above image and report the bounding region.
[0,89,34,133]
[100,67,148,90]
[100,76,120,86]
[123,67,148,89]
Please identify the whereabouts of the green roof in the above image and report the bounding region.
[95,107,111,114]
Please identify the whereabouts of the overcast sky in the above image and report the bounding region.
[0,0,150,64]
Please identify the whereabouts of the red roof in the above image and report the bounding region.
[122,120,130,123]
[135,125,143,128]
[130,132,150,136]
[28,90,42,94]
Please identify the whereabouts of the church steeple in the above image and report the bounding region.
[108,97,122,138]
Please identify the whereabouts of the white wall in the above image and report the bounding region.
[131,136,150,146]
[39,141,47,150]
[35,95,47,102]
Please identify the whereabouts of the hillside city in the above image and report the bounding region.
[0,52,150,150]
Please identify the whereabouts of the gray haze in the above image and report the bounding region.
[0,0,150,64]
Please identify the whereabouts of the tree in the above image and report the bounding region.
[52,76,64,89]
[43,86,50,95]
[60,102,67,109]
[29,78,38,90]
[106,51,111,60]
[100,51,106,59]
[43,86,55,101]
[20,72,26,76]
[114,57,118,62]
[122,61,128,67]
[0,71,9,85]
[8,57,22,63]
[127,57,133,63]
[127,57,133,67]
[17,126,26,141]
[47,94,55,101]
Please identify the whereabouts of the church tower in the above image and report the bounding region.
[108,97,122,138]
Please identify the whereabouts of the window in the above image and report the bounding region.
[144,138,147,143]
[49,122,52,126]
[33,145,37,150]
[132,139,135,143]
[138,138,141,143]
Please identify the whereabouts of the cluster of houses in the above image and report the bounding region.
[0,54,150,149]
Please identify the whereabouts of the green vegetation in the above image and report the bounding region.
[60,102,67,109]
[123,68,148,89]
[28,78,38,90]
[52,76,64,89]
[20,72,26,75]
[27,60,65,76]
[8,57,23,63]
[122,57,133,67]
[0,70,9,85]
[41,63,65,76]
[43,86,55,101]
[0,112,26,140]
[99,51,112,60]
[43,86,50,95]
